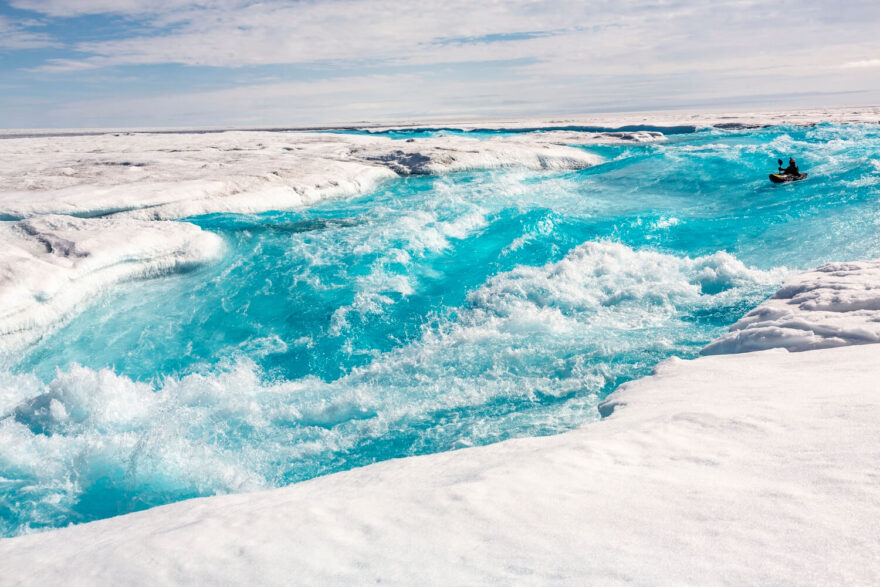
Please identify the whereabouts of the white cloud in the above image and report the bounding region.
[0,15,56,50]
[5,0,880,127]
[8,0,230,18]
[32,58,104,72]
[16,1,880,75]
[842,59,880,69]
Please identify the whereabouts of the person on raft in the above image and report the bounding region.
[781,157,800,175]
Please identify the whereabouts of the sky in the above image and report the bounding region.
[1,0,879,128]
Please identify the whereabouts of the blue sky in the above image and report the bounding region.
[1,0,879,128]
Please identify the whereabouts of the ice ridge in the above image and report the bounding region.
[702,259,880,354]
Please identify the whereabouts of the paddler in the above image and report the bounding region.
[782,157,800,175]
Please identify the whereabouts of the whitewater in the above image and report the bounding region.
[1,108,879,582]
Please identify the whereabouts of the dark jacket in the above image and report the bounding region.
[783,162,800,175]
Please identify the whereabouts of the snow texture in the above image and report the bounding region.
[0,343,878,585]
[3,105,879,138]
[702,259,880,354]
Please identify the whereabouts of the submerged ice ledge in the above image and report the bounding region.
[0,215,223,352]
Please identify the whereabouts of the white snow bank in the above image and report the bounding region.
[357,135,603,176]
[0,131,601,221]
[0,215,222,352]
[1,343,878,584]
[702,259,880,354]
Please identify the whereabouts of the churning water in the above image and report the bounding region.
[3,123,880,535]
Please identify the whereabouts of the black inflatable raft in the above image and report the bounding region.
[769,173,808,183]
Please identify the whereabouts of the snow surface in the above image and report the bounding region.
[0,342,878,584]
[0,131,603,221]
[0,215,222,352]
[702,259,880,354]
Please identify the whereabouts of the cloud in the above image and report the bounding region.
[842,59,880,69]
[4,0,880,127]
[8,0,228,18]
[32,58,104,72]
[15,1,880,75]
[42,1,602,68]
[0,15,56,50]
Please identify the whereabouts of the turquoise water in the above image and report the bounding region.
[329,123,698,140]
[2,123,880,535]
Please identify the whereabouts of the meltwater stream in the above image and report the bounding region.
[3,123,880,535]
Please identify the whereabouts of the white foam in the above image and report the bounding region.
[702,259,880,354]
[333,242,784,409]
[508,238,767,324]
[0,215,223,352]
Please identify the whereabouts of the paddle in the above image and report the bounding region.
[777,158,784,173]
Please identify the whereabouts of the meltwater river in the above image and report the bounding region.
[3,122,880,535]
